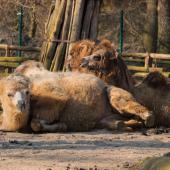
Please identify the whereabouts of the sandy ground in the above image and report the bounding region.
[0,129,169,170]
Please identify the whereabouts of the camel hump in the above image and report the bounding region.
[143,71,167,88]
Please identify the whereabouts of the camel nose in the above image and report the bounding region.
[17,100,26,111]
[80,58,89,67]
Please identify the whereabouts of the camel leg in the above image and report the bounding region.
[97,114,145,131]
[124,119,143,129]
[107,86,155,127]
[31,119,67,132]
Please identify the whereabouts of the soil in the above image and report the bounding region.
[0,129,169,170]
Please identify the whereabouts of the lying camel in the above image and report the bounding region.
[66,39,134,92]
[76,42,170,127]
[0,73,30,131]
[133,71,170,127]
[15,60,153,132]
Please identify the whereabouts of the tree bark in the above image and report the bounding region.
[50,0,73,71]
[143,0,158,66]
[40,0,66,69]
[68,0,85,53]
[90,0,101,40]
[81,0,95,39]
[158,0,170,53]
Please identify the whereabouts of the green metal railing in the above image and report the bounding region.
[17,6,23,57]
[119,10,124,55]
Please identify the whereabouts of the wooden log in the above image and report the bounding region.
[128,65,163,72]
[45,1,56,35]
[64,0,76,64]
[81,0,95,39]
[122,52,170,60]
[0,44,40,52]
[0,62,20,68]
[68,0,85,52]
[89,0,101,40]
[125,58,144,63]
[133,72,170,78]
[0,56,38,62]
[50,0,74,71]
[0,72,9,77]
[40,0,67,69]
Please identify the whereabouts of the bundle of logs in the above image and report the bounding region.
[40,0,101,71]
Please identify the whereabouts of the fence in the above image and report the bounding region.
[122,52,170,78]
[0,44,40,76]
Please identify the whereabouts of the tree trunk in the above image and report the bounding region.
[40,0,67,69]
[90,0,101,40]
[81,0,95,39]
[143,0,158,66]
[67,0,85,53]
[50,0,73,71]
[158,0,170,53]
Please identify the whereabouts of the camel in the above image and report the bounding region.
[66,39,134,92]
[15,60,154,132]
[68,46,170,128]
[0,73,30,131]
[133,71,170,127]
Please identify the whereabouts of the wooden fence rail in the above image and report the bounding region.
[122,52,170,60]
[0,44,41,56]
[122,52,170,78]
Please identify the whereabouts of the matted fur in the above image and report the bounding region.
[0,73,30,131]
[15,61,154,132]
[16,61,111,131]
[66,39,134,91]
[133,71,170,127]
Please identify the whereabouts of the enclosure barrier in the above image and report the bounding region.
[0,44,40,77]
[0,44,40,57]
[122,52,170,78]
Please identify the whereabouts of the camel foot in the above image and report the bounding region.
[31,119,67,132]
[144,114,155,128]
[124,119,143,129]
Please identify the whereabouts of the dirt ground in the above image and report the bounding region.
[0,129,169,170]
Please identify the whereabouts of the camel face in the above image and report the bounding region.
[0,74,30,131]
[81,51,117,73]
[5,88,29,113]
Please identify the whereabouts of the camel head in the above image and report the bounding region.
[80,50,134,91]
[66,40,95,71]
[0,73,30,131]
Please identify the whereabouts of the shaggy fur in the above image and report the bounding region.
[133,71,170,127]
[66,39,134,91]
[0,74,30,131]
[14,61,154,132]
[107,86,154,127]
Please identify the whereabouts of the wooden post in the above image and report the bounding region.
[50,0,74,71]
[40,0,67,69]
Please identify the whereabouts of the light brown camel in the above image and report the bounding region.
[66,39,134,92]
[14,60,154,132]
[0,73,30,131]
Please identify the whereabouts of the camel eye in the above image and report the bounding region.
[93,56,101,61]
[25,90,29,95]
[7,93,14,97]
